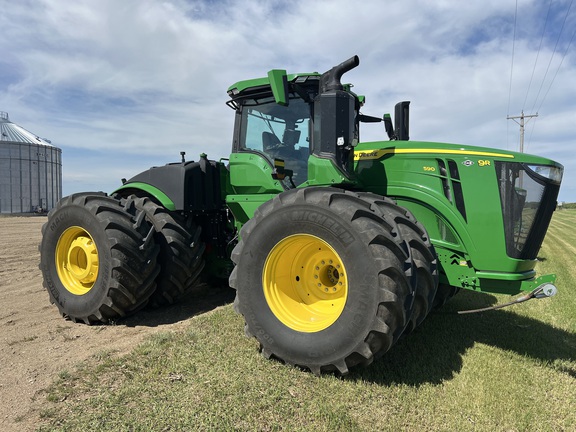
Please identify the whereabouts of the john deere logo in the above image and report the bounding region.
[354,150,383,160]
[462,160,474,166]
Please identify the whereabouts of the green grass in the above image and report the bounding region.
[38,211,576,431]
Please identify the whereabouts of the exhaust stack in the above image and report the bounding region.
[320,55,360,93]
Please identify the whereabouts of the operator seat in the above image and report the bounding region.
[262,131,281,152]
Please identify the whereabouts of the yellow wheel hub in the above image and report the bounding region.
[263,234,348,333]
[55,226,99,295]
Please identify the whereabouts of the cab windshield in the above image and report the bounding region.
[239,97,311,186]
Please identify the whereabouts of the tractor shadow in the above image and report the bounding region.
[122,283,236,328]
[349,290,576,385]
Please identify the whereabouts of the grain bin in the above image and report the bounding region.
[0,111,62,213]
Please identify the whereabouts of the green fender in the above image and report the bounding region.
[113,182,176,211]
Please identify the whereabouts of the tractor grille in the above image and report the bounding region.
[496,162,562,259]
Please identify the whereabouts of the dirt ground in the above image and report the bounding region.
[0,216,234,432]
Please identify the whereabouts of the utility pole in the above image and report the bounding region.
[507,111,538,153]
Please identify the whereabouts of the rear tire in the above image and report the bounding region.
[230,187,414,375]
[357,193,438,332]
[130,196,206,307]
[39,193,160,324]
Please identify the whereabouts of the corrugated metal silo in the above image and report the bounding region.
[0,111,62,213]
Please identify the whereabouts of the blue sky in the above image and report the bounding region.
[1,0,574,201]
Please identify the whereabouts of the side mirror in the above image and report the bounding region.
[394,101,410,141]
[383,114,396,140]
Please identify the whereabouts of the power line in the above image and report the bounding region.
[507,0,518,116]
[506,0,519,150]
[537,15,576,113]
[526,115,539,151]
[523,0,553,111]
[508,0,574,151]
[529,0,574,114]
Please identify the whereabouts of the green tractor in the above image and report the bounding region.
[40,56,563,374]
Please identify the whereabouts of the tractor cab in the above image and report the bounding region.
[227,56,365,190]
[227,56,412,192]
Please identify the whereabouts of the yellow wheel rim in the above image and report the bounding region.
[55,226,99,295]
[263,234,348,333]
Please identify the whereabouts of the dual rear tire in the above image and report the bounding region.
[39,193,205,324]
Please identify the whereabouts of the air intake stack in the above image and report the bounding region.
[313,56,360,176]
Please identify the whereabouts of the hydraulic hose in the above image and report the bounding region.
[457,283,557,314]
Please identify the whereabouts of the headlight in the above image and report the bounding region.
[527,165,563,184]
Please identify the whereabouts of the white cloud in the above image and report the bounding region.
[0,0,574,200]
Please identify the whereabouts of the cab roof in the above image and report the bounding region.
[227,72,320,98]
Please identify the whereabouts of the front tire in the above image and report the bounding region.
[39,193,160,324]
[230,187,414,375]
